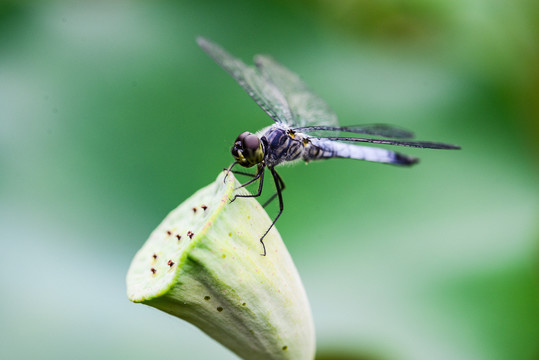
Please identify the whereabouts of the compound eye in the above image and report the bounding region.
[235,131,251,144]
[242,134,260,152]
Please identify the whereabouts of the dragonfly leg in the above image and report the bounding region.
[258,167,284,256]
[230,166,265,203]
[234,165,263,190]
[229,169,257,178]
[223,161,239,183]
[223,166,258,178]
[262,171,285,208]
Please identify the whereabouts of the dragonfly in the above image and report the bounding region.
[197,37,460,256]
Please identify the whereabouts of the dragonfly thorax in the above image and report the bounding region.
[231,131,265,168]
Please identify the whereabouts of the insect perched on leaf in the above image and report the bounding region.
[197,37,460,256]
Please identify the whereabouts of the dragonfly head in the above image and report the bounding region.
[231,132,265,168]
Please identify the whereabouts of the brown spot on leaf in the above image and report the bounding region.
[150,268,156,274]
[152,253,157,260]
[282,346,288,351]
[216,307,223,312]
[192,207,197,213]
[187,231,194,239]
[204,296,211,301]
[166,230,172,236]
[201,205,208,211]
[176,234,181,241]
[167,260,174,267]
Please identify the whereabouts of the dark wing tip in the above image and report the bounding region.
[420,142,461,150]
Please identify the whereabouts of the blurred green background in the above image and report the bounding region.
[1,0,538,359]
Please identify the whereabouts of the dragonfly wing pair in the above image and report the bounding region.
[197,36,459,167]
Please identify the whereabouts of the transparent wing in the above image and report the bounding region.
[255,55,339,128]
[197,37,293,124]
[308,138,418,166]
[295,124,415,139]
[314,136,461,149]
